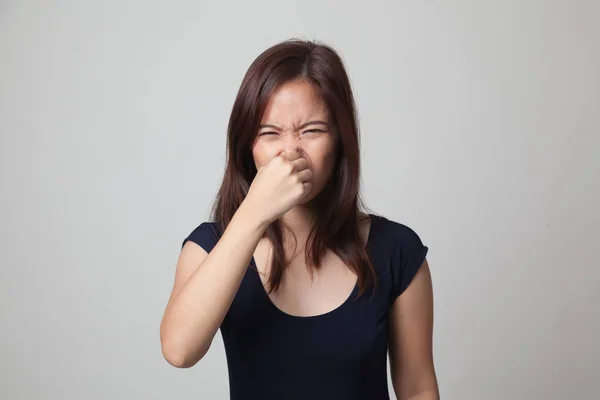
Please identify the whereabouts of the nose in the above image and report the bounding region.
[280,133,301,155]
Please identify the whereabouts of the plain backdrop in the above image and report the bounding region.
[1,1,599,399]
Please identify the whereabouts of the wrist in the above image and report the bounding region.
[235,199,271,233]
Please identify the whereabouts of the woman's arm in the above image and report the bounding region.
[160,150,311,368]
[160,202,268,368]
[388,259,439,400]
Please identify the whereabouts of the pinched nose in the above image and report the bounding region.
[278,140,302,157]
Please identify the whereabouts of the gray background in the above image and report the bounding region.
[1,1,599,399]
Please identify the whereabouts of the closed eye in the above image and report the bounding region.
[259,131,279,136]
[303,129,325,134]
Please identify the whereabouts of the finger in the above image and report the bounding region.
[291,158,309,171]
[270,153,286,165]
[296,168,312,182]
[302,182,312,193]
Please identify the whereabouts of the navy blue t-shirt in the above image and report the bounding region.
[182,214,429,400]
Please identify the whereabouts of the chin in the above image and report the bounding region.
[297,194,314,206]
[299,184,326,207]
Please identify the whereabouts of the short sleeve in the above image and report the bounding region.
[388,223,429,301]
[182,222,221,253]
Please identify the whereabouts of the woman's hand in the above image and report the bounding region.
[244,150,312,224]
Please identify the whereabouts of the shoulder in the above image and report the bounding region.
[370,214,427,249]
[182,221,222,253]
[369,214,429,299]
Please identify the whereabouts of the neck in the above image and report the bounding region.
[281,204,315,233]
[280,204,316,248]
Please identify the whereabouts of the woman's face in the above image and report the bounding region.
[252,80,338,203]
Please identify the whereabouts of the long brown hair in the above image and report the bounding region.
[211,39,376,295]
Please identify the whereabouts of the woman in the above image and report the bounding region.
[160,39,439,400]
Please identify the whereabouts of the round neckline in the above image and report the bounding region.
[249,213,379,320]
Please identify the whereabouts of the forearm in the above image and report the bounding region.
[391,367,439,400]
[161,202,268,366]
[400,390,439,400]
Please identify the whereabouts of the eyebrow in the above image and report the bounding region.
[259,120,329,130]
